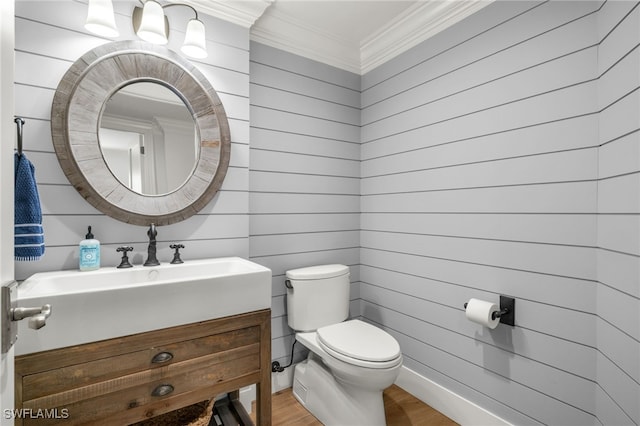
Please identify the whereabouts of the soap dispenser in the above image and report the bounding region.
[79,226,100,271]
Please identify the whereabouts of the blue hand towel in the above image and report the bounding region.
[14,152,44,261]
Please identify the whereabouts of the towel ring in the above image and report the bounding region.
[14,117,25,156]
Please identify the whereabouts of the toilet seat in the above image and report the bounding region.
[316,320,402,369]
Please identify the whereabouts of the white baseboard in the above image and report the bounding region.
[395,366,511,426]
[272,364,296,393]
[239,385,255,414]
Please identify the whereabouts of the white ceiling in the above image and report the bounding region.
[186,0,493,74]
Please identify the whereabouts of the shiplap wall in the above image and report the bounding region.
[13,0,250,281]
[248,42,361,367]
[12,0,640,423]
[362,1,639,425]
[596,2,640,425]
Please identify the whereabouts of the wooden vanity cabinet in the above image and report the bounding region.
[15,309,271,425]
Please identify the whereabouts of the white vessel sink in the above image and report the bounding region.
[15,257,272,355]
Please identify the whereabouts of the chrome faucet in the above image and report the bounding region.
[143,223,160,266]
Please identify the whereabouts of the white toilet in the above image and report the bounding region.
[286,264,403,426]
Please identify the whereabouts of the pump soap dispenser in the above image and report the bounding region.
[79,226,100,271]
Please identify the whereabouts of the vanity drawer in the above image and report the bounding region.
[21,344,260,425]
[20,326,260,401]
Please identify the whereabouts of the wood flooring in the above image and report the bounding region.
[251,385,458,426]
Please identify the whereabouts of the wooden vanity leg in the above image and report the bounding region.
[257,311,272,425]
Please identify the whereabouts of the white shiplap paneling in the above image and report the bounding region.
[361,0,639,424]
[249,41,361,367]
[595,2,640,424]
[14,0,250,281]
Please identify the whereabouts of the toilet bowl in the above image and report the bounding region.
[286,265,403,426]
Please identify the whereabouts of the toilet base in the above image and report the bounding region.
[292,353,387,426]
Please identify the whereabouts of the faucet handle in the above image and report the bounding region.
[116,246,134,268]
[169,244,184,264]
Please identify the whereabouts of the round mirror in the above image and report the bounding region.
[51,41,230,226]
[99,81,199,195]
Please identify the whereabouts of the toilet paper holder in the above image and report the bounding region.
[464,295,515,327]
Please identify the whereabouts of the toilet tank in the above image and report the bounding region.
[286,264,350,332]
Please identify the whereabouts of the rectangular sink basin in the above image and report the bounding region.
[15,257,272,355]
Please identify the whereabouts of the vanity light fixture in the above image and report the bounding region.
[132,0,208,59]
[84,0,208,59]
[85,0,119,37]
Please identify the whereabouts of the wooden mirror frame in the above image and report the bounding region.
[51,41,230,226]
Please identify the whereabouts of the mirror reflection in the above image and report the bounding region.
[99,82,199,195]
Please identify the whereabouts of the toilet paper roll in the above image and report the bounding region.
[465,298,500,329]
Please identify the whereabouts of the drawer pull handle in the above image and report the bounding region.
[151,352,174,364]
[151,384,174,397]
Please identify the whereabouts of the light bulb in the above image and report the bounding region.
[181,19,207,59]
[85,0,119,37]
[136,0,168,45]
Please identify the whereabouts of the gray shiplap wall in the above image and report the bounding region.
[249,42,361,366]
[12,0,640,424]
[14,0,250,281]
[362,1,638,425]
[596,2,640,425]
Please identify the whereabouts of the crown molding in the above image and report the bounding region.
[249,7,361,74]
[360,0,494,74]
[249,0,493,75]
[179,0,273,28]
[180,0,493,74]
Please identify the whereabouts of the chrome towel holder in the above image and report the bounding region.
[14,116,25,156]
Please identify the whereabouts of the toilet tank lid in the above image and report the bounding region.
[286,264,349,280]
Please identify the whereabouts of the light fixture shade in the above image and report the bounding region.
[181,19,207,59]
[136,0,168,45]
[85,0,119,37]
